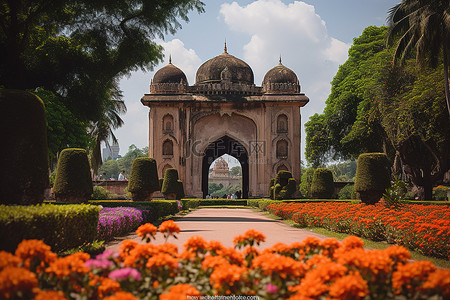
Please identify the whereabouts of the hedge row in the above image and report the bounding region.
[0,204,100,253]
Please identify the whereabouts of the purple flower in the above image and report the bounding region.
[85,258,113,269]
[266,283,278,294]
[108,268,142,281]
[96,250,119,260]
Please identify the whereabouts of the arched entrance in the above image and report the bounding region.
[202,136,249,198]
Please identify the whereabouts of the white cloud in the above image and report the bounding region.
[220,0,350,159]
[114,39,201,155]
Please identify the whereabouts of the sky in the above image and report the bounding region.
[114,0,399,167]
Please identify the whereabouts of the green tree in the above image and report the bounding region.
[117,145,148,176]
[387,0,450,116]
[97,159,120,180]
[299,168,315,198]
[230,166,242,176]
[0,0,205,121]
[32,89,90,167]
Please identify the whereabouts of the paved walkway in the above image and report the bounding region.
[105,208,328,252]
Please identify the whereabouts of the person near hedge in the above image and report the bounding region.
[118,170,127,181]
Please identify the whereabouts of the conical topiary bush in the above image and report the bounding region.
[311,168,334,199]
[161,168,179,200]
[355,153,391,205]
[0,90,49,205]
[176,180,185,200]
[272,171,296,200]
[53,148,93,203]
[128,157,159,201]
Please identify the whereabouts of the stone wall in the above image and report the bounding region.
[93,180,128,196]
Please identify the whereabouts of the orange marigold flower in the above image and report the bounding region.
[233,234,246,245]
[98,278,121,298]
[103,291,138,300]
[207,240,224,253]
[0,251,20,270]
[302,237,321,250]
[217,247,245,266]
[179,250,196,261]
[119,240,139,259]
[15,239,57,271]
[136,223,157,241]
[262,242,290,255]
[156,243,178,257]
[305,255,333,271]
[392,261,436,295]
[45,252,90,278]
[421,269,450,296]
[0,267,38,299]
[210,264,246,291]
[146,253,179,271]
[34,290,67,300]
[252,253,306,279]
[158,220,180,236]
[160,284,200,300]
[328,271,369,299]
[202,255,229,271]
[123,244,157,267]
[341,236,364,250]
[385,245,411,263]
[184,235,208,253]
[243,246,260,257]
[320,238,341,257]
[337,249,392,279]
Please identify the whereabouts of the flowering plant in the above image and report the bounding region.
[1,222,449,299]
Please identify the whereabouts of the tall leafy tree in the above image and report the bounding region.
[387,0,450,116]
[0,0,205,121]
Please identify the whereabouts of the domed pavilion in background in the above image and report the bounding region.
[141,44,309,198]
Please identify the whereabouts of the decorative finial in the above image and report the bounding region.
[169,54,172,64]
[279,55,282,65]
[224,39,228,53]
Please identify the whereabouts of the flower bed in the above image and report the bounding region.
[1,221,449,299]
[97,207,144,241]
[265,202,450,259]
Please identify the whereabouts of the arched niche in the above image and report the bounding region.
[277,114,288,133]
[162,139,173,156]
[276,139,288,158]
[163,114,174,132]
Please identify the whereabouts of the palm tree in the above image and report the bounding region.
[386,0,450,116]
[89,82,127,175]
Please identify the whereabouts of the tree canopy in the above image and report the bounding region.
[0,0,205,121]
[305,25,450,200]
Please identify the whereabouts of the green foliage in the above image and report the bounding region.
[0,90,48,205]
[328,161,357,182]
[299,168,315,198]
[208,183,224,195]
[355,153,391,204]
[274,184,283,200]
[98,145,148,179]
[180,199,200,210]
[433,186,449,201]
[230,166,242,176]
[128,157,159,201]
[0,0,205,122]
[176,180,185,200]
[32,88,90,162]
[275,171,293,186]
[161,168,179,196]
[53,148,93,203]
[338,184,356,200]
[272,171,296,200]
[311,168,335,199]
[159,178,164,190]
[382,175,407,209]
[91,186,111,200]
[0,204,100,253]
[208,184,241,198]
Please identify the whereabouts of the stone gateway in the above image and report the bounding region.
[142,45,309,198]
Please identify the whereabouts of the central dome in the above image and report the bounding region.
[195,45,254,85]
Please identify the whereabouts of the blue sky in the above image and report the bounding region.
[114,0,399,167]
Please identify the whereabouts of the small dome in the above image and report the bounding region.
[262,58,300,93]
[195,44,254,85]
[153,59,188,85]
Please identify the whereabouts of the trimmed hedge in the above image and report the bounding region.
[161,169,179,198]
[0,204,100,253]
[180,199,200,210]
[128,157,159,201]
[275,171,292,186]
[355,153,391,205]
[272,171,297,200]
[311,168,334,199]
[53,148,93,203]
[1,90,49,205]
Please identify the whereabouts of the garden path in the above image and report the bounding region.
[105,208,328,252]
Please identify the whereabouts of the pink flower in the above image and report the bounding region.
[266,283,278,294]
[85,258,113,269]
[108,268,142,281]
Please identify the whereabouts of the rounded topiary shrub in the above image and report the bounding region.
[161,168,179,200]
[1,90,48,205]
[128,157,159,201]
[276,171,292,187]
[269,178,275,194]
[274,184,283,200]
[355,153,391,205]
[53,148,93,203]
[176,180,185,200]
[311,168,334,199]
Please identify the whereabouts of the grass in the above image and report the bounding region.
[261,211,450,269]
